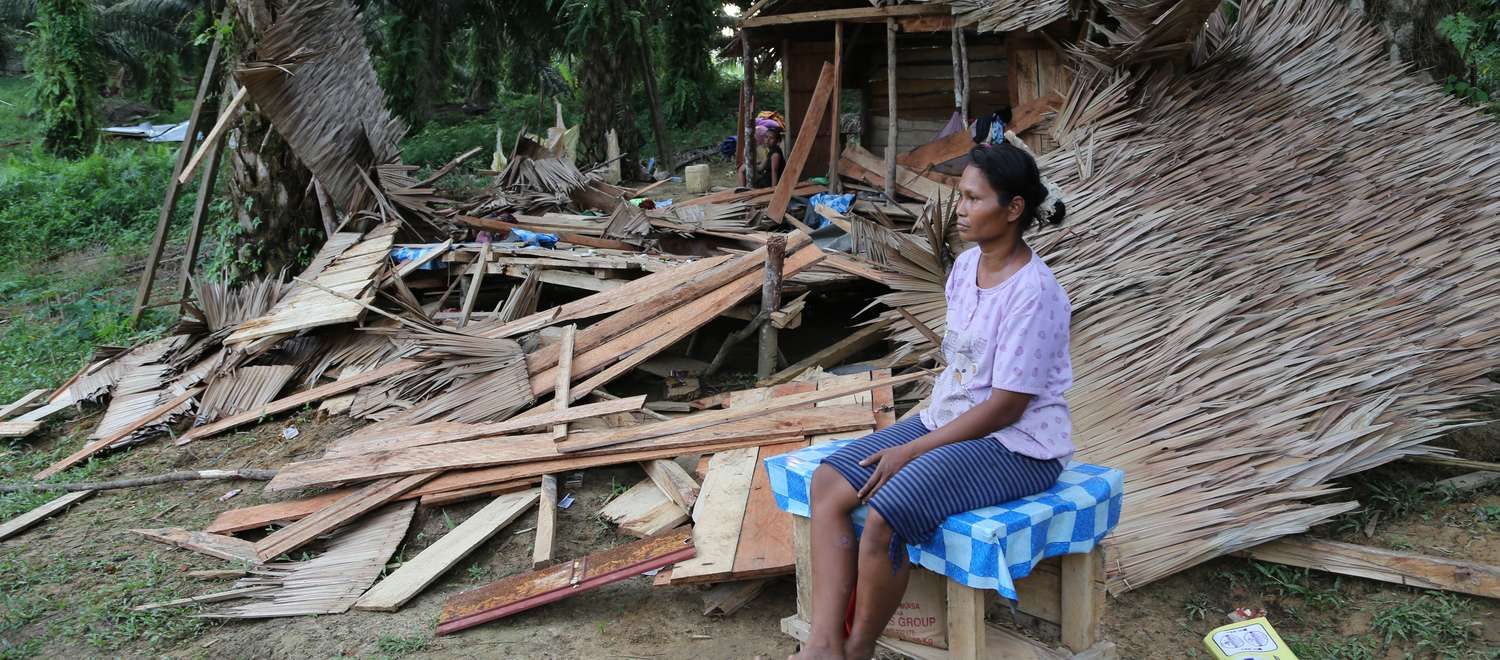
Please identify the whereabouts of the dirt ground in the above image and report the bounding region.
[3,404,1499,659]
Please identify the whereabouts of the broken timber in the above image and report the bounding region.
[437,527,694,635]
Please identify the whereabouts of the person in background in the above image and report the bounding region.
[753,118,785,188]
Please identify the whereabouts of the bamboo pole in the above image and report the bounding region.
[741,30,758,186]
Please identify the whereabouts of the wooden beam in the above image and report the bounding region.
[0,389,48,421]
[641,459,700,513]
[885,18,898,201]
[270,407,872,491]
[438,527,695,635]
[453,216,638,252]
[739,3,946,28]
[551,324,576,442]
[1060,548,1102,652]
[174,115,228,305]
[131,9,224,324]
[741,30,756,187]
[355,489,539,612]
[758,235,787,378]
[532,475,558,568]
[253,473,435,561]
[177,85,248,185]
[766,62,836,222]
[458,241,490,328]
[760,318,894,386]
[0,490,93,541]
[326,396,647,459]
[830,21,844,194]
[131,527,260,563]
[0,421,41,438]
[1240,536,1500,600]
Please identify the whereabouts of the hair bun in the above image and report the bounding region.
[1037,178,1066,226]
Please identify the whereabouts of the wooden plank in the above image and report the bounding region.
[555,372,920,453]
[133,585,275,611]
[0,490,94,542]
[897,129,975,172]
[885,17,898,199]
[454,215,638,251]
[131,527,259,563]
[830,20,844,193]
[948,581,989,660]
[1240,536,1500,600]
[845,144,957,203]
[1060,548,1101,652]
[396,240,453,278]
[438,527,695,634]
[740,3,945,27]
[792,515,814,620]
[206,490,350,534]
[327,396,646,458]
[354,489,540,612]
[670,447,759,583]
[0,389,48,421]
[727,439,807,579]
[601,479,689,538]
[254,473,435,561]
[642,459,700,512]
[417,478,538,507]
[35,386,203,479]
[702,579,770,616]
[271,407,872,491]
[532,475,558,568]
[409,433,807,500]
[0,421,41,438]
[761,319,895,386]
[767,62,837,222]
[177,85,248,185]
[551,325,576,442]
[205,479,538,533]
[458,241,490,328]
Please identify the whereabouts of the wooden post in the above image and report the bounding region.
[829,21,843,193]
[946,580,988,660]
[532,474,558,568]
[131,15,224,324]
[958,27,970,124]
[765,62,836,223]
[884,17,897,201]
[173,119,226,305]
[757,235,786,379]
[1060,547,1103,653]
[741,30,757,186]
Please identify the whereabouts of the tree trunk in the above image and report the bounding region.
[225,108,323,280]
[576,5,643,181]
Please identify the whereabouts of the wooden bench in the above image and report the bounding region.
[764,443,1124,659]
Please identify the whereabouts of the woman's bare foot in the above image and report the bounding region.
[842,637,877,660]
[789,637,844,660]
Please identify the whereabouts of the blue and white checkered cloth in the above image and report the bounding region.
[765,440,1124,601]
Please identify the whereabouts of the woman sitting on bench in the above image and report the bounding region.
[793,138,1072,660]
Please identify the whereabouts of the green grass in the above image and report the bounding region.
[1370,592,1485,658]
[0,549,211,656]
[373,633,430,655]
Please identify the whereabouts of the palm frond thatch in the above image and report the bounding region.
[1029,0,1500,592]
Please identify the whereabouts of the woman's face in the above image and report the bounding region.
[757,130,780,146]
[956,165,1024,243]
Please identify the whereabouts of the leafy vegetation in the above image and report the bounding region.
[1439,0,1500,111]
[27,0,104,157]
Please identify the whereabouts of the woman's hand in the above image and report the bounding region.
[857,444,919,501]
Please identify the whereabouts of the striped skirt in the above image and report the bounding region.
[821,417,1063,561]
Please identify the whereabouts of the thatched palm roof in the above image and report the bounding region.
[1026,0,1500,591]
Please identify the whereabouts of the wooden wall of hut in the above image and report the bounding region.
[781,40,837,178]
[865,33,1007,156]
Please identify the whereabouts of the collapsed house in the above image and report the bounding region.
[4,0,1499,652]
